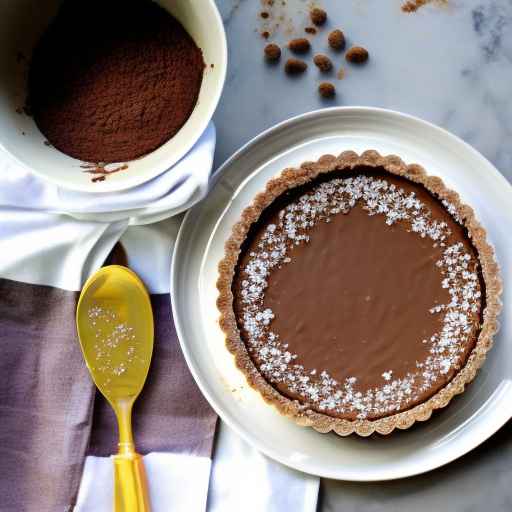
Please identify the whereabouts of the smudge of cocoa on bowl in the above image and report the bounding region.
[328,29,346,50]
[264,43,281,62]
[288,38,311,53]
[310,7,327,26]
[313,54,332,72]
[44,140,52,146]
[27,0,205,164]
[285,58,307,75]
[336,67,345,80]
[81,163,129,183]
[318,82,336,98]
[346,46,369,63]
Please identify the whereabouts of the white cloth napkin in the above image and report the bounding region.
[0,123,215,226]
[208,422,320,512]
[0,126,320,511]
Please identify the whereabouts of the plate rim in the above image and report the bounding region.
[171,106,511,481]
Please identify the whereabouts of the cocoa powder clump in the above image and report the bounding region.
[285,58,308,74]
[28,0,205,163]
[264,43,282,61]
[288,38,311,54]
[328,29,346,50]
[318,82,336,98]
[346,46,369,63]
[313,54,333,72]
[310,7,327,26]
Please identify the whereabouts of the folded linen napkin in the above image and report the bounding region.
[0,277,216,512]
[0,123,215,226]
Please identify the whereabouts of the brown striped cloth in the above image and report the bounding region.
[0,277,217,511]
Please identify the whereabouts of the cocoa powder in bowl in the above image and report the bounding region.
[28,0,205,164]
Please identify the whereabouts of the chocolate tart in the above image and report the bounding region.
[217,150,502,436]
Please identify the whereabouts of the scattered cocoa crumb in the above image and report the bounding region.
[261,31,270,39]
[305,26,317,35]
[44,140,51,146]
[260,0,290,36]
[264,43,281,61]
[15,107,23,115]
[346,46,369,63]
[313,54,332,72]
[285,58,307,75]
[402,0,444,12]
[210,63,214,68]
[288,38,311,54]
[336,67,345,80]
[22,131,26,136]
[328,30,346,50]
[318,82,336,98]
[310,7,327,26]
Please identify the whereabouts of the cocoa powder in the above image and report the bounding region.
[28,0,204,163]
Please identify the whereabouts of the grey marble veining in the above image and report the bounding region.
[213,1,512,510]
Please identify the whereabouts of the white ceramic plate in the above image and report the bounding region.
[0,0,227,193]
[171,107,512,481]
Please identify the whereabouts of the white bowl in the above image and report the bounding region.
[0,0,227,193]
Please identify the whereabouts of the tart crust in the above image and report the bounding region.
[216,150,502,436]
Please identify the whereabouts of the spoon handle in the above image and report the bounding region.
[113,452,151,512]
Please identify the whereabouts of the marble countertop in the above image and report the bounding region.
[213,0,512,510]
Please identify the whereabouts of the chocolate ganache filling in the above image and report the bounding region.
[232,167,484,421]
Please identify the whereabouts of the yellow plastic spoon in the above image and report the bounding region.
[76,265,153,512]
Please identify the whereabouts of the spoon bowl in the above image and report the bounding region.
[76,265,154,511]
